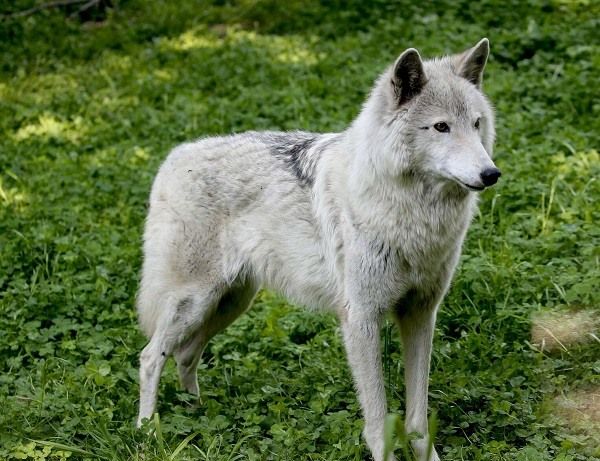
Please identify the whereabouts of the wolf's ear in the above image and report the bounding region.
[391,48,427,105]
[455,38,489,88]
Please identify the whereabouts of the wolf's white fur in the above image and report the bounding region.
[136,39,498,461]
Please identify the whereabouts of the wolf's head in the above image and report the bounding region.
[357,39,499,192]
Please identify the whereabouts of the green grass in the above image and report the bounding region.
[1,0,599,460]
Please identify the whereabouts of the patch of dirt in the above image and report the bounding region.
[551,387,600,453]
[531,309,599,351]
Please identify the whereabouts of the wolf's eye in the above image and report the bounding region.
[434,122,450,133]
[474,118,481,129]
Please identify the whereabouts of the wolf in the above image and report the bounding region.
[135,39,500,461]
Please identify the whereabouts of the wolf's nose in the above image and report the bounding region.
[480,167,501,187]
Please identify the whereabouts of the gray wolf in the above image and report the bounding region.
[136,38,499,461]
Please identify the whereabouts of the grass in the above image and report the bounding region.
[0,0,599,460]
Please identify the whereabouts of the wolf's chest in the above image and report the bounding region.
[386,198,474,276]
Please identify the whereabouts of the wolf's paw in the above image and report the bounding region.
[410,438,440,461]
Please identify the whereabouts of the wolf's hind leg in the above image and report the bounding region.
[174,281,258,397]
[137,287,223,427]
[173,334,204,396]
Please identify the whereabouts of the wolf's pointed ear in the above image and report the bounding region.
[455,38,489,88]
[391,48,427,105]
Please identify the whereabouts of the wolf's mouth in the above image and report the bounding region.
[462,182,485,191]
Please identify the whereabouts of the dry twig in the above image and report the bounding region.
[2,0,100,19]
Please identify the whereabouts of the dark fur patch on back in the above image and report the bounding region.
[261,132,320,187]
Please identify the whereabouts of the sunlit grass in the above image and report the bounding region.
[0,175,29,211]
[12,114,89,144]
[157,27,223,51]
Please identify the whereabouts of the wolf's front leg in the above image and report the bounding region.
[395,305,441,461]
[340,309,394,461]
